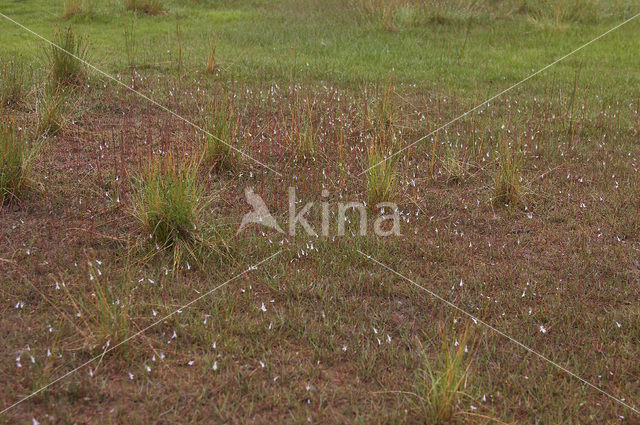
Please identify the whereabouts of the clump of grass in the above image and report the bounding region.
[352,0,404,31]
[206,30,218,74]
[412,326,475,423]
[59,265,132,355]
[0,121,40,205]
[203,96,238,172]
[366,144,397,208]
[365,76,398,142]
[527,0,599,30]
[493,137,526,207]
[123,14,138,68]
[37,85,69,137]
[0,61,29,108]
[365,77,399,207]
[125,0,164,15]
[131,154,213,267]
[284,93,317,159]
[47,25,88,87]
[353,0,488,31]
[442,145,469,184]
[62,0,82,19]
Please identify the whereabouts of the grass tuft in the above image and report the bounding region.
[131,154,215,267]
[366,144,397,208]
[493,138,526,207]
[0,120,40,205]
[206,30,218,74]
[37,85,69,137]
[62,0,82,19]
[365,77,399,207]
[284,92,317,159]
[123,14,138,68]
[47,25,89,87]
[0,61,29,108]
[60,265,132,355]
[203,95,237,172]
[413,326,474,423]
[124,0,164,15]
[442,145,469,184]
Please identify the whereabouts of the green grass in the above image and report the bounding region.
[366,144,398,208]
[0,0,638,99]
[124,0,164,15]
[283,91,317,159]
[2,1,640,423]
[62,0,83,20]
[413,326,475,423]
[60,263,132,355]
[203,95,237,172]
[0,60,29,108]
[131,154,214,267]
[365,78,400,207]
[0,121,39,204]
[492,137,526,207]
[37,84,69,136]
[442,144,469,184]
[47,25,89,87]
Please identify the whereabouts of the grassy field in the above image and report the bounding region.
[1,0,640,423]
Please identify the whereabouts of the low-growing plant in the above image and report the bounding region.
[366,76,398,144]
[174,22,184,74]
[352,0,404,31]
[59,266,132,355]
[284,94,317,159]
[412,326,475,423]
[26,351,57,395]
[493,137,526,207]
[442,145,469,184]
[366,143,397,208]
[0,121,41,205]
[37,85,69,137]
[206,30,218,74]
[203,96,237,172]
[365,77,399,207]
[62,0,82,19]
[131,154,216,267]
[0,61,29,108]
[123,14,138,68]
[47,25,89,87]
[124,0,164,15]
[527,0,599,30]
